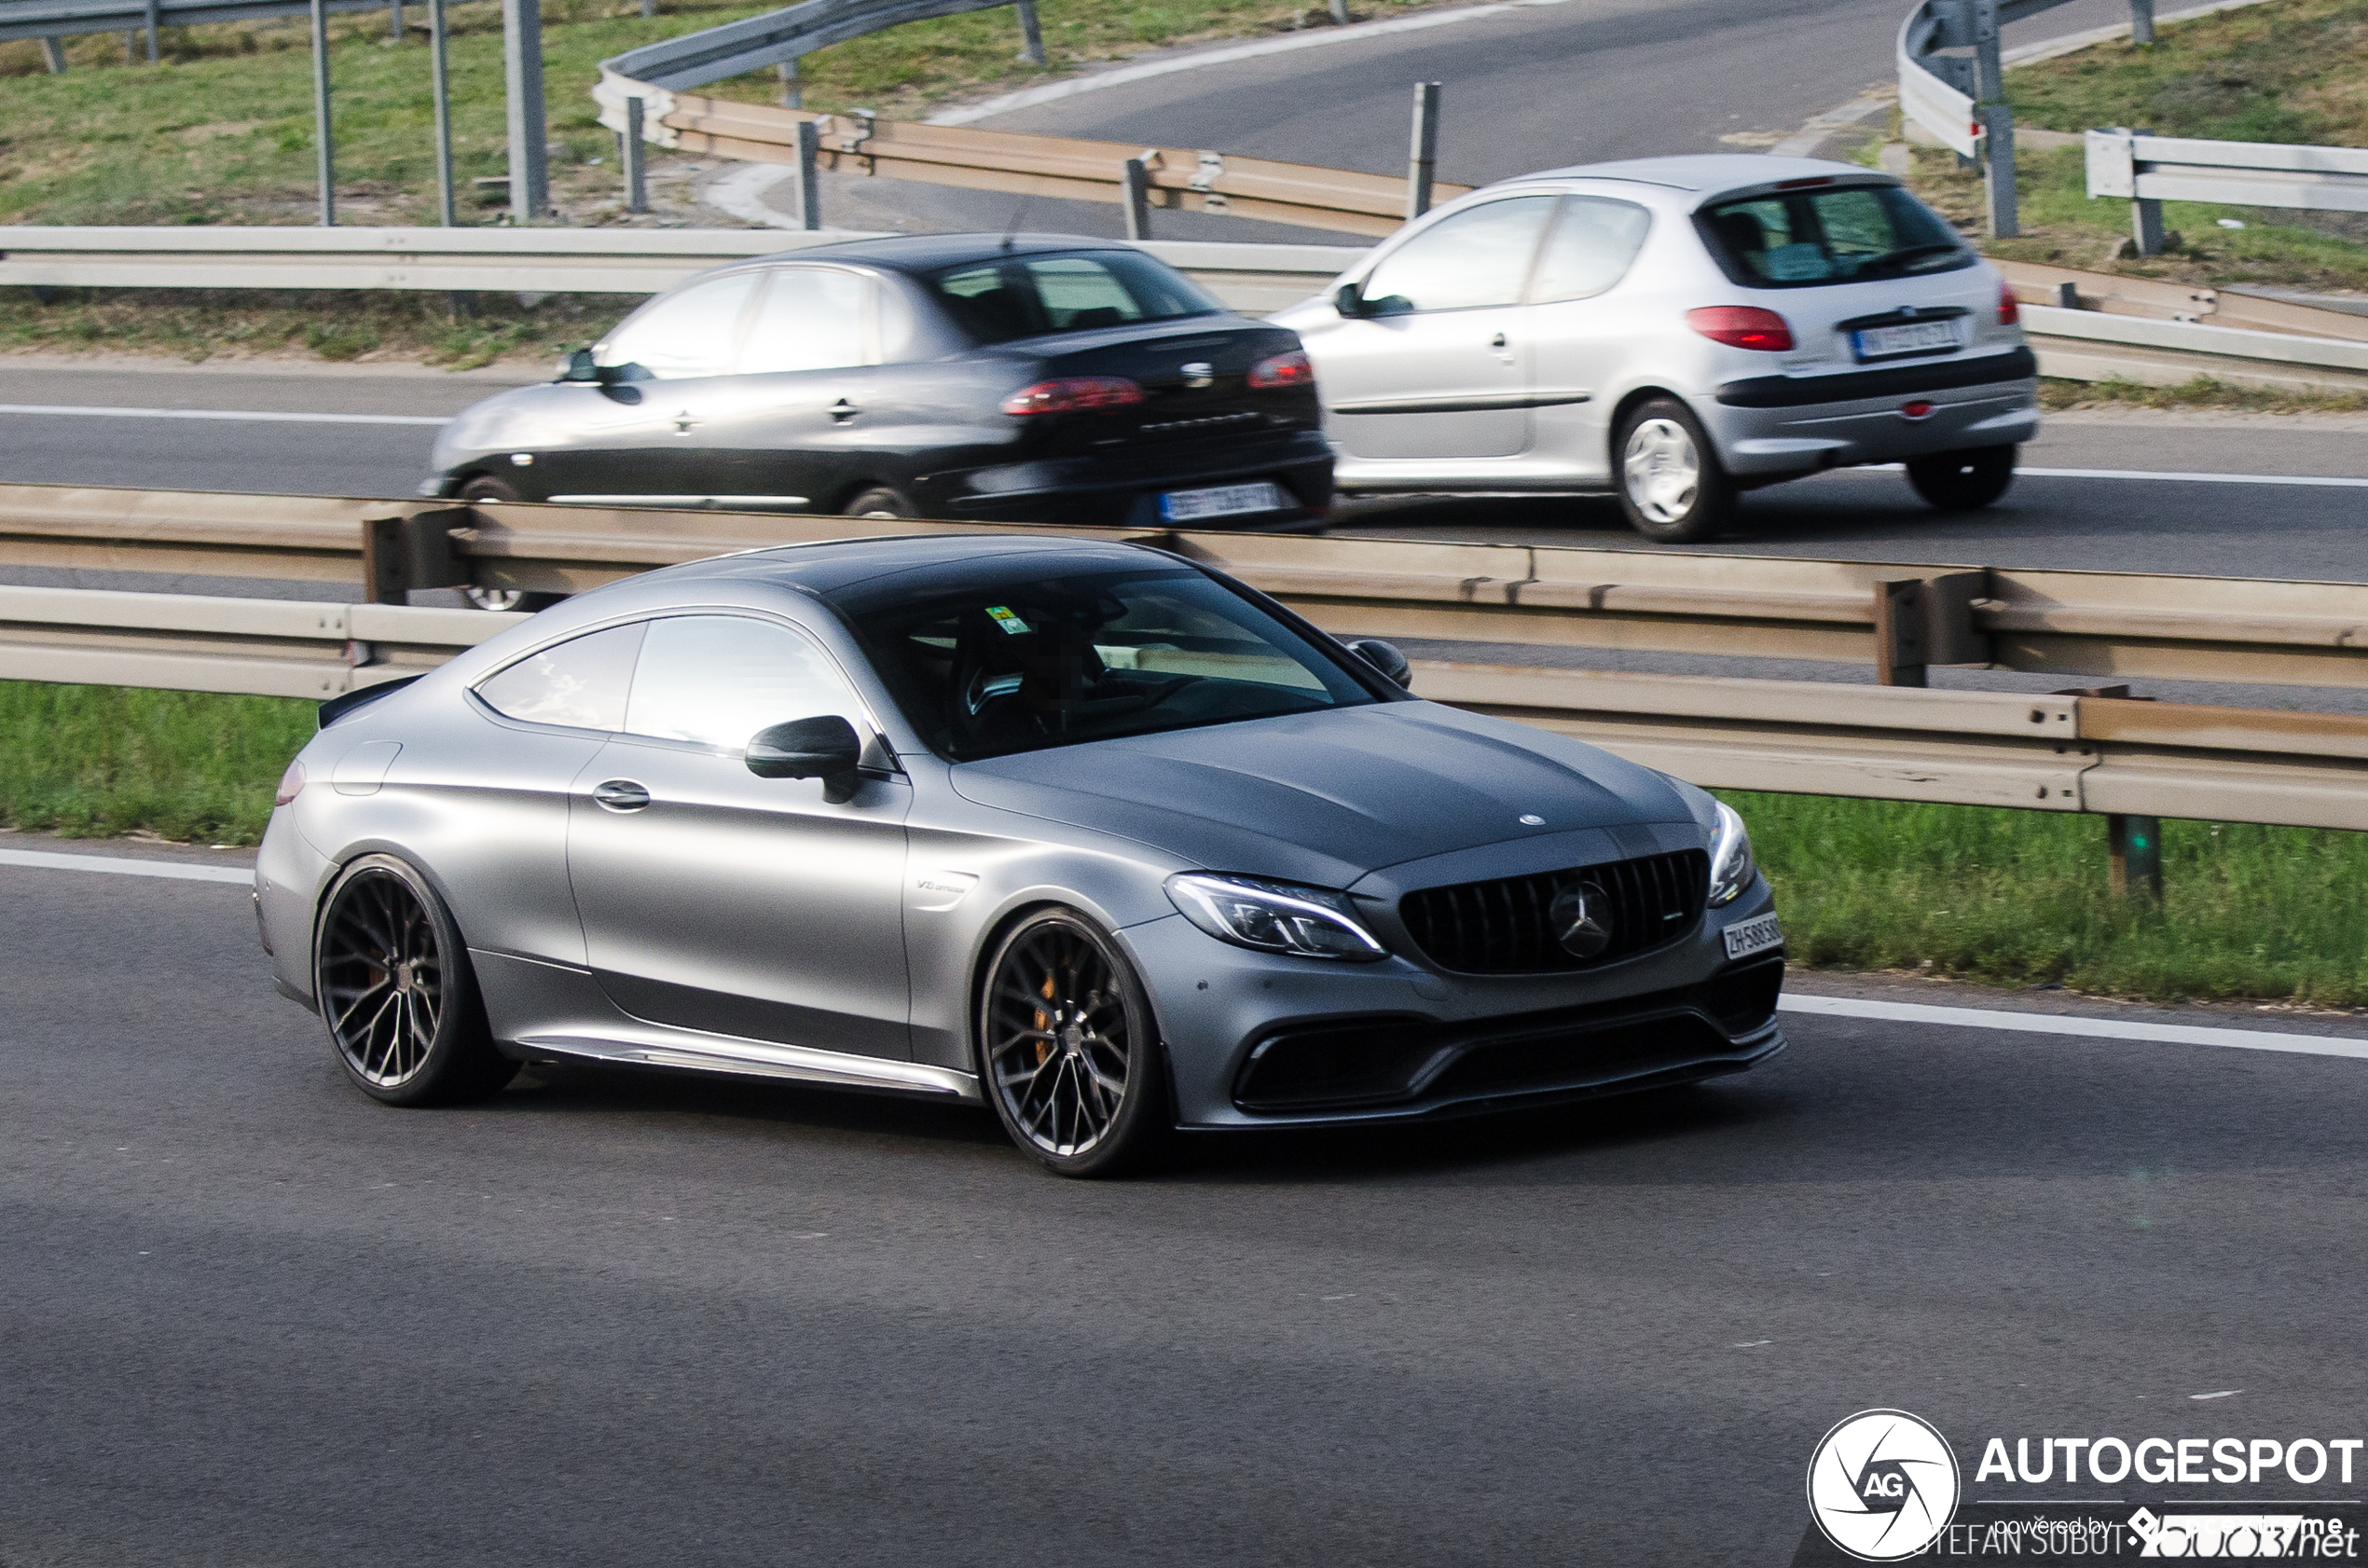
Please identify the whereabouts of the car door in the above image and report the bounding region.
[1306,195,1558,461]
[533,270,763,503]
[681,265,888,512]
[1519,195,1658,484]
[567,612,915,1058]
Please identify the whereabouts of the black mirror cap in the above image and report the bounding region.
[1344,638,1412,691]
[1333,282,1366,319]
[746,715,863,793]
[558,347,599,383]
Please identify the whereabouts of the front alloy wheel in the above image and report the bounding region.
[315,855,516,1106]
[979,910,1167,1176]
[1615,398,1735,544]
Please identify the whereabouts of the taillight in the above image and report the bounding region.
[1246,350,1314,390]
[1686,306,1794,351]
[1997,279,2021,326]
[274,759,306,807]
[998,377,1146,416]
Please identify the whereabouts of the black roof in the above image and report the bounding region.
[755,232,1136,276]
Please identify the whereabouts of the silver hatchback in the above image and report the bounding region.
[1273,155,2040,543]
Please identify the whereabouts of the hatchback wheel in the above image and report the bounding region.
[1615,399,1734,544]
[979,910,1168,1177]
[315,855,517,1107]
[455,476,562,612]
[1906,445,2017,512]
[844,486,918,519]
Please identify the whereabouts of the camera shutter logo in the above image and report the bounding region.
[1806,1409,1961,1561]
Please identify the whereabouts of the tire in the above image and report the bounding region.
[455,475,562,612]
[1615,398,1735,544]
[976,908,1171,1178]
[1906,444,2017,512]
[843,486,918,520]
[314,854,518,1107]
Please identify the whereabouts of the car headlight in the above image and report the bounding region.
[1707,800,1756,908]
[1165,873,1387,962]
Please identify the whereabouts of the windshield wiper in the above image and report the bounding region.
[1856,242,1967,275]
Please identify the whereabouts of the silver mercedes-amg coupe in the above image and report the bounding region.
[256,535,1785,1176]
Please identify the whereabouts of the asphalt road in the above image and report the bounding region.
[7,851,2367,1565]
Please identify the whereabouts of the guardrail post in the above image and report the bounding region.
[309,0,336,226]
[1981,103,2018,239]
[1122,158,1153,241]
[2128,0,2155,46]
[792,119,821,229]
[1014,0,1046,65]
[430,0,457,227]
[1328,0,1349,21]
[391,0,404,41]
[40,36,64,72]
[503,0,551,223]
[778,59,801,108]
[144,0,159,62]
[2109,815,2164,899]
[625,97,651,214]
[1407,82,1440,221]
[364,511,469,603]
[1875,580,1929,687]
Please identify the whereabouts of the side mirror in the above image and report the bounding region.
[558,347,600,383]
[1333,281,1367,319]
[747,715,863,801]
[1345,638,1411,691]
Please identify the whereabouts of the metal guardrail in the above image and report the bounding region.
[9,486,2368,694]
[2087,129,2368,256]
[601,0,1032,91]
[0,0,389,43]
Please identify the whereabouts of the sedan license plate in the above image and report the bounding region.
[1158,481,1287,523]
[1722,913,1784,960]
[1852,320,1961,361]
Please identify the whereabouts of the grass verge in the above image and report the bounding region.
[2035,373,2368,412]
[7,681,2363,1005]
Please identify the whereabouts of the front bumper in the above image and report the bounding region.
[1122,884,1787,1130]
[1703,348,2040,477]
[923,432,1335,528]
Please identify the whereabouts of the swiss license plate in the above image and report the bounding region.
[1158,481,1287,523]
[1852,319,1961,361]
[1723,913,1784,960]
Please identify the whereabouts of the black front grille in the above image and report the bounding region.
[1397,849,1709,975]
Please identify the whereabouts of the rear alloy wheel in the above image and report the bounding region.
[315,855,517,1107]
[1616,398,1735,544]
[455,475,562,612]
[1906,444,2017,512]
[979,910,1168,1177]
[843,486,918,520]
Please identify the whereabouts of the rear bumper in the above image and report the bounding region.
[923,433,1335,528]
[1702,349,2040,476]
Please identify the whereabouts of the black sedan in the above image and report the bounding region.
[427,234,1334,536]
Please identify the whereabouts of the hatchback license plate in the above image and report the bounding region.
[1723,913,1784,960]
[1852,320,1961,361]
[1158,481,1287,522]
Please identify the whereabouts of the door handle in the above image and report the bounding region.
[670,409,701,433]
[829,398,860,422]
[1489,332,1508,349]
[592,779,652,812]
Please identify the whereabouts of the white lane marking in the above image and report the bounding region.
[929,0,1587,125]
[0,847,253,885]
[2021,466,2368,488]
[1779,994,2368,1061]
[2190,1389,2245,1400]
[0,404,450,427]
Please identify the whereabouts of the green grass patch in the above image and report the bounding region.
[5,682,2363,1004]
[2035,373,2368,413]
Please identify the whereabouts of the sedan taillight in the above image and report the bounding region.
[274,759,307,807]
[1686,306,1794,351]
[1997,279,2022,326]
[1246,351,1314,390]
[998,377,1147,416]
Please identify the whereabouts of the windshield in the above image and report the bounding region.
[839,567,1381,761]
[929,252,1223,343]
[1698,183,1972,288]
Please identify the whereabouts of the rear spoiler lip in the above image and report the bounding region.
[319,674,422,730]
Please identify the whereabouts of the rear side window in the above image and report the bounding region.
[1359,196,1557,313]
[929,253,1220,343]
[475,623,647,731]
[1698,184,1971,288]
[622,614,868,753]
[739,268,872,374]
[1528,197,1652,303]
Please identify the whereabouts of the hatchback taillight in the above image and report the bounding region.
[274,759,306,807]
[998,377,1147,416]
[1997,280,2021,326]
[1246,351,1314,390]
[1686,306,1794,351]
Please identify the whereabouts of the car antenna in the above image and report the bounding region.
[999,196,1031,253]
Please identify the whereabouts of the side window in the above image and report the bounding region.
[475,623,647,731]
[623,614,868,752]
[1528,198,1653,303]
[737,268,873,375]
[1358,196,1558,314]
[598,272,759,379]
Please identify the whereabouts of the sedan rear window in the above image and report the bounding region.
[1698,183,1972,288]
[839,568,1379,761]
[929,253,1221,343]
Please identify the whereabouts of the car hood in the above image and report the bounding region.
[945,701,1698,887]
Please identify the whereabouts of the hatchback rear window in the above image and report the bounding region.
[1697,183,1972,288]
[929,252,1222,343]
